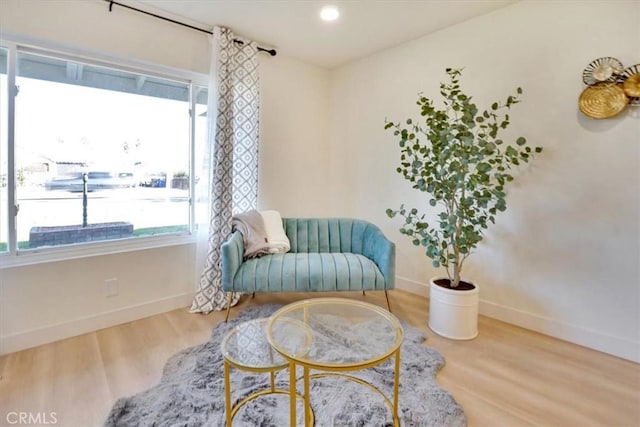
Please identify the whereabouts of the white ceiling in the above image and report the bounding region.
[134,0,518,69]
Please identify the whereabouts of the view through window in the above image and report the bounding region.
[0,46,207,255]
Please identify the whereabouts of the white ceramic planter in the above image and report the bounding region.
[428,277,479,340]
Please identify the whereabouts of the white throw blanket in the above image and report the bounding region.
[260,210,290,254]
[231,210,290,258]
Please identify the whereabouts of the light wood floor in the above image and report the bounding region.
[1,290,638,427]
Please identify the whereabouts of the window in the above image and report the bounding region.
[0,42,208,264]
[0,47,7,254]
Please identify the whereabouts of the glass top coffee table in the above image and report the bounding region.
[266,297,404,427]
[221,318,313,426]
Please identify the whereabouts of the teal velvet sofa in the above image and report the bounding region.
[221,218,395,319]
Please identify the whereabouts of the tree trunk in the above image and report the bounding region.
[451,262,461,288]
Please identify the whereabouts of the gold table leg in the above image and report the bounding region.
[290,361,297,427]
[224,360,232,427]
[304,366,311,426]
[394,347,401,425]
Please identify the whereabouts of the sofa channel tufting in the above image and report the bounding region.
[221,218,396,319]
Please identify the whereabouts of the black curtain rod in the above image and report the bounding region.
[105,0,276,56]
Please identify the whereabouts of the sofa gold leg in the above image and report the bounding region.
[384,290,392,312]
[224,293,233,322]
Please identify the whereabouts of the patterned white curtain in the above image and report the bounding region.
[190,26,260,314]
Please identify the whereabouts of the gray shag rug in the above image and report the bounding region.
[104,304,466,426]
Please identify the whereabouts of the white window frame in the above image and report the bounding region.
[0,33,209,269]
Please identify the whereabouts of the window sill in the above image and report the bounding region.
[0,233,197,269]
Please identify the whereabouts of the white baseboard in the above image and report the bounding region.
[396,278,640,363]
[479,300,640,363]
[0,292,195,356]
[396,275,429,297]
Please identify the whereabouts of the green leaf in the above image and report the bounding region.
[476,162,491,173]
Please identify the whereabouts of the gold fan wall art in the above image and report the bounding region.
[621,64,640,106]
[579,83,628,119]
[582,57,624,86]
[579,57,638,119]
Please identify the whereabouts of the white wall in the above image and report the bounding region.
[328,0,640,361]
[259,56,332,216]
[0,0,330,354]
[0,246,196,353]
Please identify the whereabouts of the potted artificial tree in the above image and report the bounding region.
[385,68,542,339]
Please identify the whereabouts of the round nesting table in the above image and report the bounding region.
[221,317,313,426]
[266,298,404,427]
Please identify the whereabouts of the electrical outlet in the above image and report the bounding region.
[104,278,118,297]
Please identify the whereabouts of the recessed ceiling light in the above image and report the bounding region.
[320,5,339,22]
